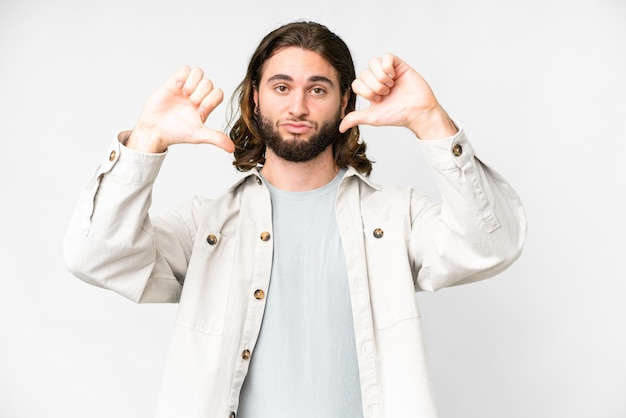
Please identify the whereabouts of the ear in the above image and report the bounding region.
[253,87,259,113]
[340,91,349,118]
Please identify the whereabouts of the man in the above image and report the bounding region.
[65,21,526,418]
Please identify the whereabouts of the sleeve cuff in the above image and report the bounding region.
[416,122,476,170]
[96,132,167,185]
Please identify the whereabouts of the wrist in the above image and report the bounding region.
[125,125,167,153]
[408,106,458,140]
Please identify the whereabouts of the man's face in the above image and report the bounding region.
[254,46,348,162]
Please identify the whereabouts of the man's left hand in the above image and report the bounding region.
[339,53,458,140]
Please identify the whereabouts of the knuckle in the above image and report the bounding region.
[368,57,381,68]
[190,67,204,78]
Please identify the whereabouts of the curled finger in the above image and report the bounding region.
[381,53,398,79]
[189,78,214,106]
[351,78,381,102]
[368,57,394,87]
[360,68,391,96]
[168,65,191,91]
[181,67,204,96]
[198,87,224,121]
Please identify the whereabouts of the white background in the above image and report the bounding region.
[1,0,625,417]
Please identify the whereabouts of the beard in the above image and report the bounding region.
[257,109,342,163]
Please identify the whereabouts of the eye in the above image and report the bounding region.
[274,85,288,93]
[310,87,326,96]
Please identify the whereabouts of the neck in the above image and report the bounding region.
[260,146,340,191]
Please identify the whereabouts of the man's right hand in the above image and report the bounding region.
[125,66,235,154]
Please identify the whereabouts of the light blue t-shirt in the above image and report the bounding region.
[237,169,363,418]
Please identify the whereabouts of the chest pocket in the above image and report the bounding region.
[175,230,236,336]
[362,220,420,330]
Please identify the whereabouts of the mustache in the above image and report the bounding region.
[253,113,319,130]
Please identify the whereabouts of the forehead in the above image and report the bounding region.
[259,46,339,84]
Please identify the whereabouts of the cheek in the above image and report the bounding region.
[258,103,279,122]
[317,103,342,120]
[257,94,283,117]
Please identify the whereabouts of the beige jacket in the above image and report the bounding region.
[64,127,526,418]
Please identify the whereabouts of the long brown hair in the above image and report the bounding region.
[228,21,372,175]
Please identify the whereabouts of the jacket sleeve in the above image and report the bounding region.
[409,127,527,292]
[63,134,198,303]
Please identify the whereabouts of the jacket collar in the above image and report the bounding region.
[342,166,380,190]
[227,166,380,192]
[226,167,262,192]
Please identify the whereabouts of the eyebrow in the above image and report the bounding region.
[266,74,335,87]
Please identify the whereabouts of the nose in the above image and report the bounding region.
[288,90,309,118]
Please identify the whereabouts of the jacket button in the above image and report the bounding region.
[254,289,265,300]
[109,150,116,161]
[256,176,262,185]
[260,231,271,241]
[229,412,236,418]
[452,144,463,156]
[242,349,251,360]
[206,234,218,245]
[373,228,384,239]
